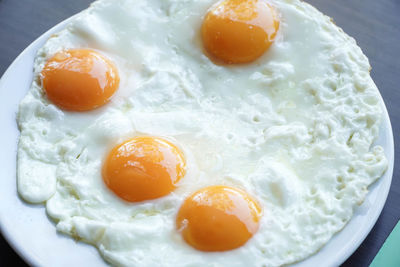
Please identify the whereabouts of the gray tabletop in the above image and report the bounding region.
[0,0,399,266]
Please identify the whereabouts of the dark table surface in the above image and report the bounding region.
[0,0,399,266]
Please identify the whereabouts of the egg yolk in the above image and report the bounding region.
[176,185,262,251]
[41,49,119,111]
[202,0,279,64]
[102,136,186,202]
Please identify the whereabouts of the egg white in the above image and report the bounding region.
[17,0,388,266]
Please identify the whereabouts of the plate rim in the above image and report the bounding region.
[0,15,80,267]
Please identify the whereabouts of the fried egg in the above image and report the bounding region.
[17,0,388,266]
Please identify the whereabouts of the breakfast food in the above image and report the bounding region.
[103,136,187,202]
[17,0,388,266]
[41,49,120,111]
[176,185,263,252]
[202,0,280,63]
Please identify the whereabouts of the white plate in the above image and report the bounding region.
[0,16,395,267]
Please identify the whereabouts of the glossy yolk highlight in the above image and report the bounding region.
[202,0,279,64]
[176,186,262,251]
[102,137,186,202]
[41,49,119,111]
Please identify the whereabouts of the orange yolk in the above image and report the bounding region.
[202,0,279,64]
[41,49,119,111]
[176,185,262,251]
[102,136,186,202]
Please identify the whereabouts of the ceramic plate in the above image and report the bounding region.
[0,16,394,267]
